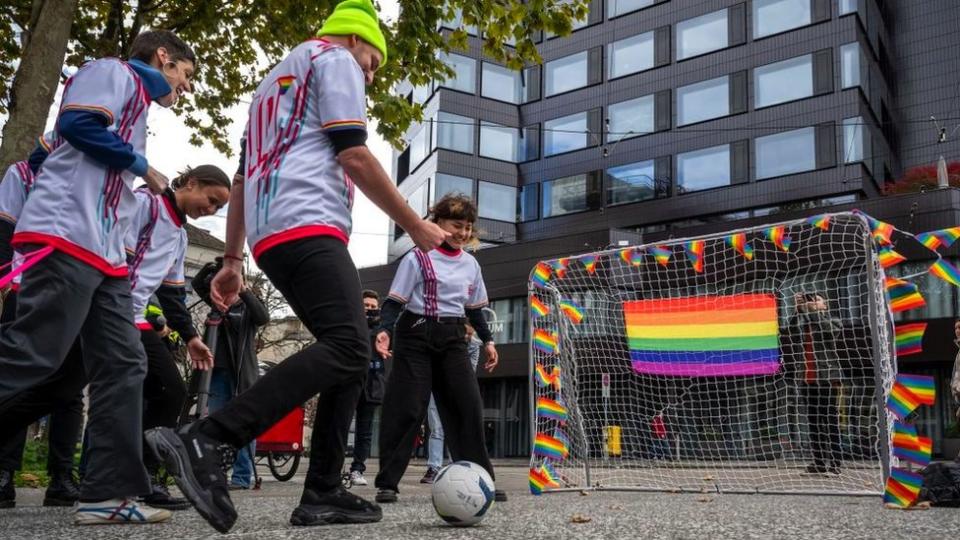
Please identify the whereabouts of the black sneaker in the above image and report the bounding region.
[142,479,192,511]
[494,489,507,502]
[144,424,238,533]
[375,488,397,504]
[290,486,382,526]
[420,467,438,484]
[0,470,14,509]
[43,467,80,507]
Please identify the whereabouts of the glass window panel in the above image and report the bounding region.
[433,173,474,203]
[412,82,433,105]
[409,123,430,169]
[753,0,811,38]
[544,51,588,97]
[676,9,729,60]
[608,0,656,18]
[677,144,730,193]
[542,174,599,218]
[608,94,655,140]
[842,117,864,163]
[677,76,729,126]
[408,181,429,218]
[839,0,857,15]
[544,111,589,156]
[520,184,539,221]
[479,121,521,162]
[606,159,656,205]
[608,31,654,79]
[438,53,476,94]
[755,127,817,180]
[754,54,813,108]
[440,7,478,35]
[481,62,523,104]
[434,112,475,154]
[478,181,517,222]
[841,42,861,88]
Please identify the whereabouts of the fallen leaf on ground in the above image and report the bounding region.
[697,496,713,503]
[579,490,589,496]
[702,475,714,481]
[570,514,592,523]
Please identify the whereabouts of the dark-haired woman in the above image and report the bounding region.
[374,194,503,504]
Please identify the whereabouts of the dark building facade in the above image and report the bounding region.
[359,0,960,458]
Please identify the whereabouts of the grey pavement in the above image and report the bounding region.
[1,460,958,539]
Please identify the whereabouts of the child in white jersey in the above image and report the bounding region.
[373,194,503,503]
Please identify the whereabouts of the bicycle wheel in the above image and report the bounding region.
[268,452,300,481]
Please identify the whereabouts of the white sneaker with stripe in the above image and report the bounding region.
[74,498,172,525]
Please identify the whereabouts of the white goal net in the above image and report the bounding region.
[528,212,895,495]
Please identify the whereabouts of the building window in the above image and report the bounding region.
[677,76,729,126]
[607,31,654,79]
[433,173,474,203]
[842,117,864,163]
[409,181,429,218]
[841,42,861,88]
[606,159,657,205]
[676,8,728,60]
[546,0,589,37]
[479,121,522,162]
[409,123,431,170]
[544,111,589,156]
[520,184,539,221]
[433,112,475,154]
[545,51,588,97]
[608,94,654,141]
[542,173,600,218]
[755,127,817,180]
[839,0,857,15]
[481,62,523,104]
[412,82,433,105]
[440,7,478,35]
[678,144,730,193]
[754,54,813,108]
[608,0,656,18]
[753,0,811,39]
[487,297,529,344]
[478,181,517,222]
[437,53,476,94]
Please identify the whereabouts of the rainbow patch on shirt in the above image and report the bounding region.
[277,75,296,95]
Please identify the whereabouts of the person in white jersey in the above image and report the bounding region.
[373,194,503,503]
[144,0,448,533]
[0,30,195,525]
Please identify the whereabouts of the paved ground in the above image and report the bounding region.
[2,460,958,539]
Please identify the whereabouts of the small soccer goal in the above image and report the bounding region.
[528,212,895,496]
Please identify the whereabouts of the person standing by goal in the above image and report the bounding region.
[373,194,503,504]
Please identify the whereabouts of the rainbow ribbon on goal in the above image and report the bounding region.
[884,467,923,508]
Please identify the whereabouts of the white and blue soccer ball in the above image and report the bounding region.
[430,461,495,526]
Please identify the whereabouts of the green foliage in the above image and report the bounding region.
[0,0,586,153]
[13,439,52,488]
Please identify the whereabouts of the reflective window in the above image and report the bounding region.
[606,159,657,205]
[841,42,861,88]
[433,173,474,203]
[479,121,522,162]
[677,144,730,193]
[478,181,517,222]
[839,0,857,15]
[608,31,654,79]
[412,82,433,105]
[544,112,589,156]
[481,62,523,104]
[520,184,539,221]
[676,9,728,60]
[409,181,429,218]
[753,0,811,38]
[842,117,864,163]
[433,112,474,154]
[409,123,430,169]
[438,53,476,94]
[608,94,654,141]
[542,174,600,218]
[754,54,813,108]
[608,0,656,18]
[487,297,529,343]
[677,76,729,126]
[755,127,817,180]
[545,51,588,97]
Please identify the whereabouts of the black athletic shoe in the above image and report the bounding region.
[142,479,193,511]
[420,467,438,484]
[0,470,15,509]
[43,468,80,507]
[144,424,238,533]
[494,489,507,502]
[374,488,397,504]
[290,486,382,526]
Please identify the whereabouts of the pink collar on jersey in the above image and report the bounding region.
[436,244,462,257]
[161,190,185,228]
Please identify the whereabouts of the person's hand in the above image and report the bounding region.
[187,336,214,371]
[143,166,170,194]
[375,330,392,360]
[409,220,450,252]
[484,343,498,373]
[211,262,244,312]
[954,320,960,341]
[158,325,172,339]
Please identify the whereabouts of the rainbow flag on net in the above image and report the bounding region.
[885,277,926,313]
[886,381,923,420]
[897,374,935,405]
[624,294,781,377]
[894,435,933,467]
[578,254,598,274]
[891,421,919,450]
[894,322,926,357]
[877,247,906,269]
[532,329,559,355]
[536,397,568,422]
[533,432,569,460]
[929,259,960,287]
[884,467,923,508]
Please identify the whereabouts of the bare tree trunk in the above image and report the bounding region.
[0,0,80,173]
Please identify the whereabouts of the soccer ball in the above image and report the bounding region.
[431,461,495,526]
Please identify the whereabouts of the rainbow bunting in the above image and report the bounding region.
[531,263,552,288]
[534,364,562,391]
[863,214,894,245]
[530,295,551,318]
[550,258,570,279]
[624,294,781,377]
[529,467,550,495]
[929,259,960,287]
[536,397,568,422]
[541,462,561,486]
[532,328,559,355]
[685,241,705,273]
[877,247,906,269]
[619,247,643,267]
[895,323,926,357]
[897,374,935,406]
[915,232,943,251]
[891,421,919,451]
[886,381,923,420]
[894,436,933,467]
[886,277,926,313]
[533,433,569,460]
[808,214,830,231]
[765,226,791,252]
[276,75,296,95]
[727,233,754,261]
[579,254,598,274]
[883,467,923,508]
[650,246,672,267]
[559,298,585,325]
[918,226,960,250]
[554,428,570,452]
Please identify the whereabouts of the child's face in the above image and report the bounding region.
[179,180,230,219]
[437,218,473,249]
[347,37,383,86]
[157,51,195,108]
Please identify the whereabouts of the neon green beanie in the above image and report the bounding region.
[318,0,388,63]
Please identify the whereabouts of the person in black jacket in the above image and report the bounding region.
[347,290,390,486]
